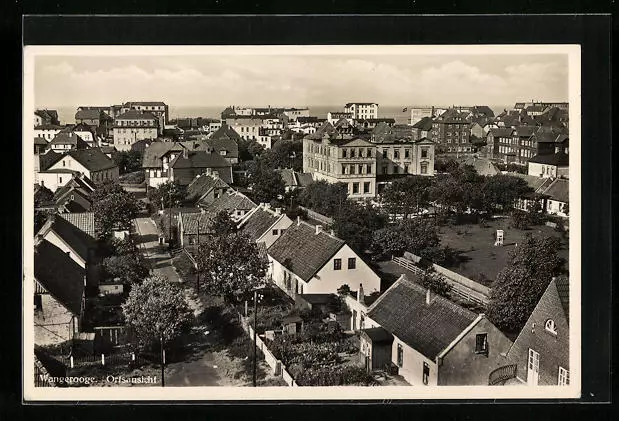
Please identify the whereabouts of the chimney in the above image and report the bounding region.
[315,225,322,235]
[274,207,281,216]
[358,284,364,304]
[425,288,432,305]
[330,229,335,236]
[297,216,301,226]
[183,148,188,159]
[206,168,212,176]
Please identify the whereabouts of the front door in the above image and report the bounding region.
[527,348,540,386]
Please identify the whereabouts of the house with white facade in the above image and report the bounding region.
[267,218,381,300]
[237,203,294,249]
[344,102,379,120]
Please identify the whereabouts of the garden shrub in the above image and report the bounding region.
[295,365,377,386]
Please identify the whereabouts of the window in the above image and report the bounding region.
[363,182,371,194]
[382,150,388,159]
[421,148,428,158]
[366,164,372,174]
[272,229,279,236]
[350,149,355,158]
[62,161,66,167]
[348,258,356,269]
[350,165,355,175]
[59,177,62,183]
[393,166,399,174]
[382,166,388,175]
[558,366,569,386]
[366,148,372,157]
[420,162,428,175]
[475,333,488,355]
[341,165,346,174]
[422,362,430,385]
[397,344,403,367]
[333,259,342,270]
[394,150,400,159]
[342,149,347,158]
[358,165,363,174]
[404,149,410,159]
[404,165,409,174]
[545,319,557,334]
[352,182,359,194]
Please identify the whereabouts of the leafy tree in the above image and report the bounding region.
[211,210,237,236]
[237,138,265,162]
[337,284,351,297]
[481,174,533,213]
[92,189,139,237]
[332,200,388,255]
[247,160,286,204]
[380,176,432,218]
[112,150,143,174]
[34,185,55,232]
[419,269,453,298]
[109,236,140,256]
[297,180,348,217]
[371,218,441,259]
[146,180,187,209]
[371,227,409,259]
[121,274,194,351]
[91,180,125,204]
[428,174,465,215]
[196,231,268,304]
[486,235,565,333]
[262,139,303,171]
[101,254,150,286]
[434,158,460,174]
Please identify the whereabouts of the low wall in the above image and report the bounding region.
[299,206,333,225]
[239,314,287,381]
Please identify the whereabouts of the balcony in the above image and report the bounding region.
[488,364,518,385]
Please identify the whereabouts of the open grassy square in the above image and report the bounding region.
[437,217,569,285]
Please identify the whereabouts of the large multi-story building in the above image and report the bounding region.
[429,108,472,154]
[303,122,435,199]
[113,110,159,151]
[344,102,379,120]
[121,101,168,130]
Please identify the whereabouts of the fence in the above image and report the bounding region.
[238,313,296,386]
[61,352,148,370]
[394,253,490,306]
[299,206,333,226]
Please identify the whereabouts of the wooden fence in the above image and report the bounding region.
[61,352,148,370]
[393,255,490,306]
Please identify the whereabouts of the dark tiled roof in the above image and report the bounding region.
[471,105,495,117]
[34,137,48,146]
[123,101,166,107]
[297,117,323,124]
[35,124,63,130]
[239,208,280,242]
[186,173,231,202]
[514,125,537,137]
[434,108,469,124]
[130,139,153,152]
[371,124,414,144]
[203,191,257,214]
[58,212,96,238]
[542,178,569,203]
[367,276,478,360]
[49,132,89,149]
[297,293,334,305]
[267,221,345,282]
[170,150,231,170]
[510,173,553,191]
[461,158,499,176]
[489,128,515,137]
[34,239,85,316]
[38,151,63,171]
[116,110,158,120]
[67,148,118,172]
[553,276,570,323]
[179,212,216,235]
[412,116,434,130]
[278,169,296,187]
[210,124,242,141]
[296,172,314,187]
[361,327,394,344]
[141,141,183,168]
[75,109,103,120]
[38,215,97,263]
[529,152,569,166]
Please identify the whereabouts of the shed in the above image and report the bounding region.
[295,293,336,313]
[360,327,394,372]
[282,313,304,335]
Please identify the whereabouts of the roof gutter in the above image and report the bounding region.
[436,314,485,362]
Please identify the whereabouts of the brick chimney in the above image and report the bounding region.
[315,225,322,235]
[358,283,364,304]
[274,207,282,216]
[183,147,188,159]
[297,216,301,226]
[425,288,432,305]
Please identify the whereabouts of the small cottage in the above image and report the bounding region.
[360,327,394,372]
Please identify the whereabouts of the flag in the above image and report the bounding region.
[402,107,408,112]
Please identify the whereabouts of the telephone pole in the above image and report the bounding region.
[252,289,258,387]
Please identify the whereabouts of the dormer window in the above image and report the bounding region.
[545,319,557,334]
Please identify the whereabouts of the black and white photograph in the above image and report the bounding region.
[23,44,581,401]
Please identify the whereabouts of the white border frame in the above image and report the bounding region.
[23,44,581,401]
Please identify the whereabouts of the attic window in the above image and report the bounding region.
[475,333,488,356]
[545,319,557,334]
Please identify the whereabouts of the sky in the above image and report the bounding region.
[34,52,569,109]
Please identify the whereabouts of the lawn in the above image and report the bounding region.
[437,217,569,284]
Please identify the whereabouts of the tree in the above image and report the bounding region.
[101,254,150,286]
[434,158,459,174]
[371,227,409,259]
[34,185,55,232]
[380,176,432,218]
[419,269,453,298]
[371,218,440,259]
[428,174,465,215]
[247,160,286,204]
[121,274,194,350]
[486,235,565,333]
[481,174,533,213]
[262,139,304,171]
[298,180,348,217]
[92,189,139,237]
[112,150,143,174]
[237,138,265,162]
[196,231,268,304]
[146,180,186,209]
[332,200,388,255]
[211,210,237,236]
[91,180,125,204]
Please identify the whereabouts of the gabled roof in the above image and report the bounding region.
[169,150,231,170]
[238,207,281,242]
[141,141,184,168]
[185,173,231,203]
[461,157,500,176]
[38,150,63,171]
[49,132,89,149]
[267,220,345,282]
[65,148,118,172]
[434,108,469,124]
[488,127,515,137]
[123,101,166,107]
[367,276,478,360]
[529,152,569,166]
[542,178,569,203]
[412,116,434,130]
[34,239,85,316]
[75,109,103,120]
[34,137,48,146]
[115,110,158,120]
[179,212,216,235]
[202,191,257,214]
[471,105,495,117]
[371,124,414,144]
[58,212,96,238]
[510,173,554,192]
[37,214,97,262]
[553,276,570,323]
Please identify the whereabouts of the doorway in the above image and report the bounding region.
[527,348,540,386]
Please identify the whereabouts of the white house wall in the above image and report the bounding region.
[257,215,293,248]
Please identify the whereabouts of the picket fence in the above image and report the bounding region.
[395,252,490,306]
[239,313,297,386]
